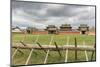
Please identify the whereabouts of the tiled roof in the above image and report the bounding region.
[60,24,71,27]
[79,24,89,27]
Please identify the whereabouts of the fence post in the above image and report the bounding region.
[75,37,77,61]
[44,36,54,64]
[20,41,27,46]
[54,42,62,57]
[17,49,24,54]
[25,49,34,65]
[91,44,96,61]
[36,42,47,54]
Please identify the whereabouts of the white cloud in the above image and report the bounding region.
[12,1,95,29]
[45,3,65,9]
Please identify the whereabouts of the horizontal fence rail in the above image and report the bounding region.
[12,45,95,51]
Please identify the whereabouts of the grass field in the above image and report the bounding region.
[12,33,95,45]
[12,33,96,65]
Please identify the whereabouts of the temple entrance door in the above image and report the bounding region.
[49,30,56,34]
[27,30,31,34]
[81,31,86,34]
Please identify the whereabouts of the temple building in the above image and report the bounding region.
[23,24,90,35]
[60,24,72,31]
[78,24,89,34]
[46,25,58,34]
[26,27,38,34]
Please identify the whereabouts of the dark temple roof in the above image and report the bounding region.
[79,24,89,28]
[60,24,72,28]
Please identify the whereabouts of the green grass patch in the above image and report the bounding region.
[12,33,96,65]
[12,33,95,45]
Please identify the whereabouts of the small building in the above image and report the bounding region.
[78,24,89,34]
[26,27,38,34]
[46,25,58,34]
[12,28,22,33]
[12,26,23,34]
[60,24,72,31]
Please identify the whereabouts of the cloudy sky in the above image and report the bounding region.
[12,0,95,29]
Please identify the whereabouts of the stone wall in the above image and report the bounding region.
[59,31,80,35]
[32,31,80,35]
[32,31,48,35]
